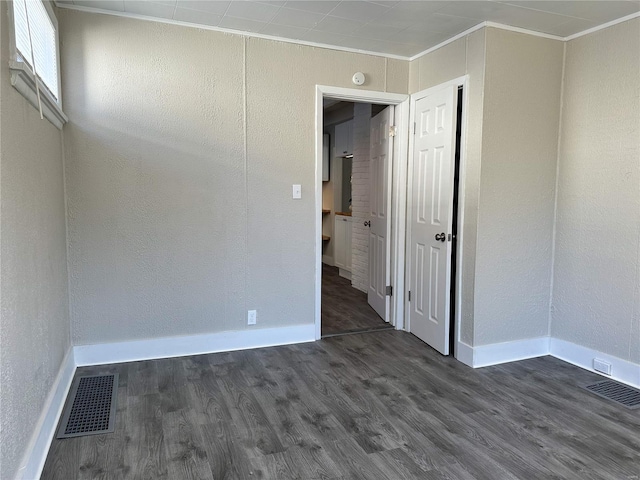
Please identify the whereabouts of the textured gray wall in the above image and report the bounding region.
[59,9,409,346]
[473,29,564,346]
[0,7,71,479]
[552,18,640,363]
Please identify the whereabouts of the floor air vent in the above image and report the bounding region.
[57,374,118,438]
[583,380,640,409]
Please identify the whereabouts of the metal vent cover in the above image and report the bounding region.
[583,380,640,409]
[57,374,118,438]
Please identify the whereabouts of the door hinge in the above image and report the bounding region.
[413,122,416,135]
[386,285,393,296]
[389,125,397,137]
[408,290,411,302]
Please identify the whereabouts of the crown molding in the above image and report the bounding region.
[408,22,486,62]
[54,3,408,61]
[410,12,639,61]
[408,21,565,62]
[484,21,563,41]
[55,3,640,63]
[564,11,640,41]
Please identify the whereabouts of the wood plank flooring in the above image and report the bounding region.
[322,263,392,336]
[42,330,640,480]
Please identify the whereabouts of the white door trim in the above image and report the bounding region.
[405,75,469,359]
[315,85,410,340]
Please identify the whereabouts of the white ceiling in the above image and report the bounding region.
[56,1,640,58]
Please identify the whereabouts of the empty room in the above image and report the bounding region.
[1,1,639,479]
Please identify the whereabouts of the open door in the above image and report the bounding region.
[367,106,394,321]
[408,85,457,355]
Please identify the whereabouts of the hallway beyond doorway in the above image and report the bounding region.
[321,264,393,337]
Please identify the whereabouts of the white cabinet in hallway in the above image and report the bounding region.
[334,120,353,157]
[334,214,352,278]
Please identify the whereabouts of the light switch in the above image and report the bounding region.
[292,184,302,199]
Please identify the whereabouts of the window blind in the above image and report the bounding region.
[13,0,59,100]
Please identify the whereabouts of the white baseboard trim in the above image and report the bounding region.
[322,255,334,266]
[473,336,550,368]
[338,268,352,281]
[17,347,76,480]
[549,338,640,389]
[456,336,639,388]
[74,323,316,366]
[455,341,474,367]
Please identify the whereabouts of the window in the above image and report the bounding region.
[8,0,67,128]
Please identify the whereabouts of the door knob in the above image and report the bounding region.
[435,232,446,242]
[364,221,371,227]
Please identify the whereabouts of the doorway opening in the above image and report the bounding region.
[321,101,395,338]
[314,86,410,340]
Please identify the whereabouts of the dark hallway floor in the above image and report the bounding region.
[321,263,392,337]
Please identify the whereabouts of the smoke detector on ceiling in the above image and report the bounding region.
[352,72,365,86]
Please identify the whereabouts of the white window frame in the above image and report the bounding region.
[7,0,67,129]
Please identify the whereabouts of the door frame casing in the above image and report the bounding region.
[315,85,410,340]
[405,76,469,359]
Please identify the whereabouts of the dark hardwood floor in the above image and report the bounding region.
[42,330,640,480]
[322,263,392,336]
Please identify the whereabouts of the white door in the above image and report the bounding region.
[408,85,458,355]
[368,106,394,321]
